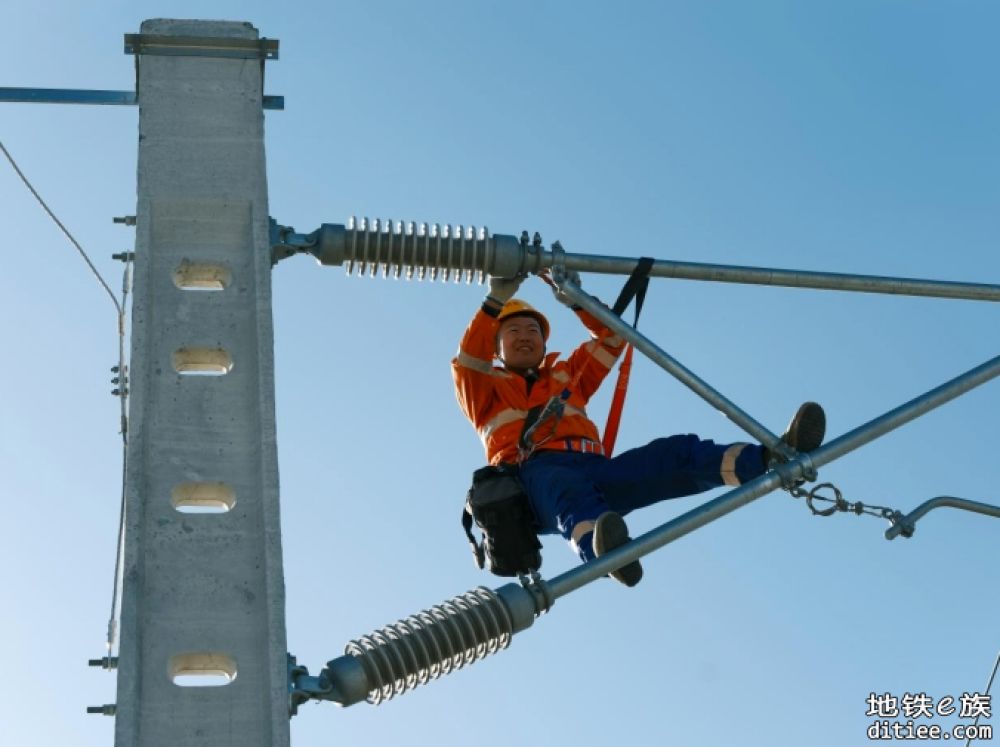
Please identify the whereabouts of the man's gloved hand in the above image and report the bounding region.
[551,269,582,307]
[487,274,524,305]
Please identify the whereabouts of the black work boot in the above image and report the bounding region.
[593,511,643,587]
[766,401,826,465]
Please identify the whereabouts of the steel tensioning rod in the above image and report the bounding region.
[292,353,1000,711]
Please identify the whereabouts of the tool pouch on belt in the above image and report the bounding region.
[462,463,542,577]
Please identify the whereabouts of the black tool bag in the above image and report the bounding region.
[461,463,542,577]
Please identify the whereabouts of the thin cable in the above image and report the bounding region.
[106,260,132,656]
[964,650,999,747]
[1,139,132,657]
[0,139,122,315]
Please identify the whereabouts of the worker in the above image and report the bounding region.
[452,272,825,586]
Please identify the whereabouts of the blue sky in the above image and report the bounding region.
[2,2,997,746]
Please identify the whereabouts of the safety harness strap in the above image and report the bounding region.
[602,257,654,456]
[611,257,654,319]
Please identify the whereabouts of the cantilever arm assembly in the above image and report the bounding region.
[281,217,1000,713]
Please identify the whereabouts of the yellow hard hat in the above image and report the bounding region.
[497,299,550,341]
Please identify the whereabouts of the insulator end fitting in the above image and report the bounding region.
[87,704,117,716]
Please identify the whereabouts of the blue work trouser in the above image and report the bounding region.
[518,435,766,560]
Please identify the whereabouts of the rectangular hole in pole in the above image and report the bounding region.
[172,260,232,290]
[171,482,236,513]
[173,347,233,375]
[169,653,237,687]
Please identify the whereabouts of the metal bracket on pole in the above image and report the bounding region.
[124,34,279,59]
[2,31,284,110]
[270,220,317,264]
[124,30,283,110]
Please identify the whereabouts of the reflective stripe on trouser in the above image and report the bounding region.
[518,435,766,561]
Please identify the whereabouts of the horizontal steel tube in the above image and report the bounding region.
[885,496,1000,540]
[546,352,1000,600]
[554,275,786,451]
[555,253,1000,303]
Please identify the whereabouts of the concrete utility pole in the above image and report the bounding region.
[115,19,288,746]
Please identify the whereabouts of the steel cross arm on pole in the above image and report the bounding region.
[544,351,1000,599]
[550,269,790,454]
[554,252,1000,303]
[884,496,1000,540]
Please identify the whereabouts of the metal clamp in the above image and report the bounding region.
[270,220,317,265]
[124,34,279,60]
[288,654,335,716]
[518,571,554,617]
[549,239,568,281]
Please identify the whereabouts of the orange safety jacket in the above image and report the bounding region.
[452,303,627,465]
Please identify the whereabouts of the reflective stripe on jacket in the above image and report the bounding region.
[452,304,626,465]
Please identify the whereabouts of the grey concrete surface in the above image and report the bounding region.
[115,19,289,747]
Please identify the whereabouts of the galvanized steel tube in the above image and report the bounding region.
[556,253,1000,302]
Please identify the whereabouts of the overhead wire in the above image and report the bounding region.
[0,140,122,316]
[0,139,131,658]
[964,650,999,747]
